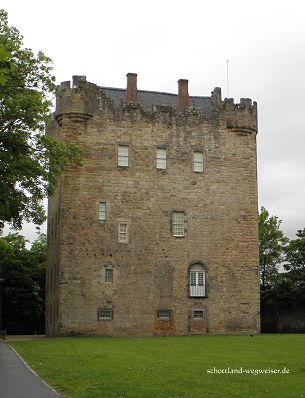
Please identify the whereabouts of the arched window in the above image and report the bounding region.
[189,263,206,297]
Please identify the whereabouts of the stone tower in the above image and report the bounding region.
[46,73,260,336]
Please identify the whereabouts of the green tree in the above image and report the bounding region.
[259,207,288,289]
[0,46,15,84]
[261,228,305,332]
[284,229,305,272]
[0,233,46,333]
[0,9,82,232]
[283,229,305,302]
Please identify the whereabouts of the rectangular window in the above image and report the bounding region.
[156,148,167,170]
[118,145,129,167]
[172,212,185,237]
[157,309,171,320]
[198,272,204,286]
[98,202,106,222]
[118,222,128,243]
[193,151,204,172]
[97,308,113,320]
[105,269,113,283]
[190,271,197,286]
[189,269,206,297]
[193,310,204,319]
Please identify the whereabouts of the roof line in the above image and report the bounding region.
[99,86,210,99]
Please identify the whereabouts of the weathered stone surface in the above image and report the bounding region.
[46,75,260,337]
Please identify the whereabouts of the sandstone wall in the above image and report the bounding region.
[46,75,260,336]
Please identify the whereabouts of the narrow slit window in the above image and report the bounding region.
[118,222,128,243]
[193,151,204,172]
[156,148,167,170]
[98,202,106,222]
[172,212,185,237]
[118,145,129,167]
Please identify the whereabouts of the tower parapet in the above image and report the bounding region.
[55,76,100,126]
[223,97,257,135]
[54,74,258,135]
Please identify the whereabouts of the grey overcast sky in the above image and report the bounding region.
[2,0,305,240]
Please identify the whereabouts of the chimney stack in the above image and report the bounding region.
[126,73,137,102]
[177,79,189,110]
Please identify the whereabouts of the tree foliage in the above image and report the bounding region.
[259,206,288,288]
[0,9,82,232]
[0,45,15,85]
[259,211,305,332]
[284,229,305,272]
[282,229,305,303]
[0,233,46,333]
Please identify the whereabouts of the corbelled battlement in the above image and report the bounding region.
[55,74,257,134]
[55,76,99,126]
[224,97,258,134]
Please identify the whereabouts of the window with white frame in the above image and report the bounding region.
[193,151,204,172]
[157,309,171,320]
[156,148,167,170]
[97,308,113,320]
[118,222,128,243]
[172,211,185,237]
[105,269,113,283]
[118,145,129,167]
[189,263,206,297]
[98,202,106,222]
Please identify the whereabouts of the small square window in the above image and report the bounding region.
[193,310,204,319]
[98,308,112,320]
[118,222,128,243]
[193,151,203,172]
[105,269,113,283]
[118,145,129,167]
[98,202,106,222]
[172,212,185,237]
[157,309,171,320]
[156,148,167,170]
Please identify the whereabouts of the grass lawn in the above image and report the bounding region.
[9,334,305,398]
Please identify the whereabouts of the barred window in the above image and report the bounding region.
[172,212,185,237]
[118,222,128,243]
[98,308,112,320]
[189,263,206,297]
[193,310,204,319]
[98,202,106,222]
[157,309,171,320]
[105,269,113,283]
[193,151,204,172]
[118,145,129,167]
[156,148,167,170]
